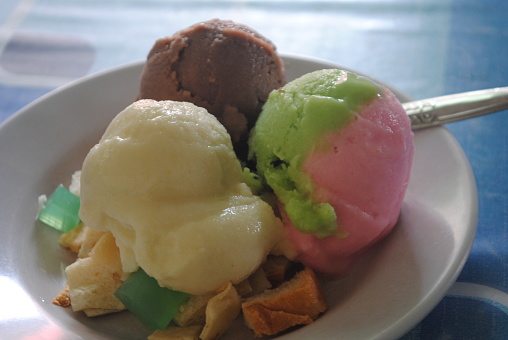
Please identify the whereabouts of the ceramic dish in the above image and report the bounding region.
[0,54,478,339]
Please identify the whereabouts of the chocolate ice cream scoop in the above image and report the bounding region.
[137,19,286,159]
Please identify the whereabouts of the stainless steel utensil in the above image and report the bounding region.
[403,87,508,129]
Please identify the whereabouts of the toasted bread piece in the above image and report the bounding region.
[77,226,107,258]
[65,232,125,315]
[148,325,202,340]
[200,282,241,340]
[235,259,279,298]
[52,283,71,307]
[83,308,124,317]
[59,224,86,253]
[241,266,327,337]
[234,278,253,297]
[247,266,272,297]
[59,224,107,258]
[173,293,214,327]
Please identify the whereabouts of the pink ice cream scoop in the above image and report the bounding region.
[249,69,414,275]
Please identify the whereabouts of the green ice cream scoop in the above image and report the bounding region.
[249,69,382,237]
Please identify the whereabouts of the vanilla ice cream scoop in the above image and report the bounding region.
[79,99,284,295]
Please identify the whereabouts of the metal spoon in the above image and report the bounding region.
[403,87,508,130]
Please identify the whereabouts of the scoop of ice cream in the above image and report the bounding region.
[249,69,414,275]
[137,19,285,160]
[79,99,285,295]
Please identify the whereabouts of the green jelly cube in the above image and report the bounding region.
[38,185,81,232]
[115,268,190,330]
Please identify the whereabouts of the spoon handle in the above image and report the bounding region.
[403,87,508,130]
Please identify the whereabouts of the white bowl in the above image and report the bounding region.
[0,54,478,339]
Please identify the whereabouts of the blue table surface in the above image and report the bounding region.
[0,0,507,339]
